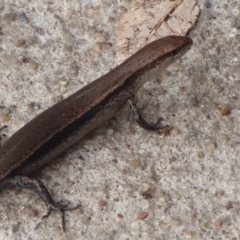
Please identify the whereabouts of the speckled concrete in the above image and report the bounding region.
[0,0,239,239]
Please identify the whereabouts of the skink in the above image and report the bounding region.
[0,36,193,230]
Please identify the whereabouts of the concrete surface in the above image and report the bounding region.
[0,0,239,239]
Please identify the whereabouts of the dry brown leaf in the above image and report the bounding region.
[116,0,199,64]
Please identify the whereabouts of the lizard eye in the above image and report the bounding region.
[170,48,180,56]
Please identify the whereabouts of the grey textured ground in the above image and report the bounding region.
[0,0,239,239]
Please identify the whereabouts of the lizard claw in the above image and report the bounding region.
[42,201,81,231]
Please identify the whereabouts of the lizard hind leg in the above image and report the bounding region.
[0,175,80,231]
[0,125,7,148]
